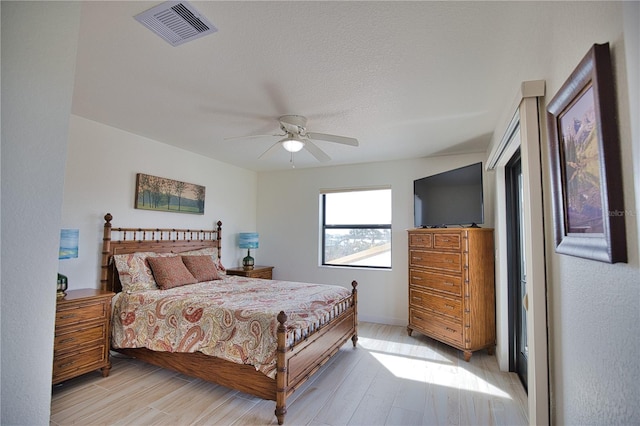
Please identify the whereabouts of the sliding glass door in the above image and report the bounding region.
[506,149,528,391]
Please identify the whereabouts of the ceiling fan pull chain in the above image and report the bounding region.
[290,152,296,168]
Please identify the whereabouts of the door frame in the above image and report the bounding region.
[486,80,549,425]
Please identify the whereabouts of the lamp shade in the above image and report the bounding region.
[238,232,259,249]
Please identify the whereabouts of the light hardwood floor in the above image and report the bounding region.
[51,322,528,425]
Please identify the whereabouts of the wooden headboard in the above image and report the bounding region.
[100,213,222,293]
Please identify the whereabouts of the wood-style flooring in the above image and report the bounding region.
[51,322,528,425]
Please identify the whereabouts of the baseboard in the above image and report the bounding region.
[358,314,406,327]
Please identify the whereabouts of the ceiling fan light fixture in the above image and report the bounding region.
[228,115,357,164]
[280,138,305,153]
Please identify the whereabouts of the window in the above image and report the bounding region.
[321,187,391,268]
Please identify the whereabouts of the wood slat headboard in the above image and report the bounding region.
[100,213,222,293]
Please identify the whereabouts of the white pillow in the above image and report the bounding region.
[112,251,177,292]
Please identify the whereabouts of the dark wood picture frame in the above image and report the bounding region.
[546,42,626,263]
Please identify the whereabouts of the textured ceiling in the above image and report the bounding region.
[71,1,552,171]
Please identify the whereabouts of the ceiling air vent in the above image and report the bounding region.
[134,1,217,47]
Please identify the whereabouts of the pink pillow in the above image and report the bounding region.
[179,247,226,275]
[147,256,197,290]
[181,255,220,282]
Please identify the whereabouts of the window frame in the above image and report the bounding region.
[320,187,392,269]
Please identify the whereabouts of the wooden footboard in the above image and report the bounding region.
[276,281,358,424]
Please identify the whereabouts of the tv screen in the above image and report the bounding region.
[414,162,484,228]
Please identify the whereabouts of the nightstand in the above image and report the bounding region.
[53,289,114,385]
[226,265,274,279]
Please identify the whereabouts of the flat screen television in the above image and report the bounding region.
[414,162,484,228]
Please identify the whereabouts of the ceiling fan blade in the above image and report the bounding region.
[304,140,331,162]
[223,134,281,141]
[306,132,359,147]
[258,141,282,159]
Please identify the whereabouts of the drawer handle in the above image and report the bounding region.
[444,305,454,310]
[414,315,424,321]
[59,361,75,368]
[412,276,422,281]
[444,282,454,286]
[442,238,449,242]
[445,327,457,333]
[412,296,422,301]
[59,314,77,319]
[412,257,422,261]
[445,259,453,263]
[59,337,76,344]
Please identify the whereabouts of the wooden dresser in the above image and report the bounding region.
[407,228,495,361]
[226,265,274,279]
[53,289,114,384]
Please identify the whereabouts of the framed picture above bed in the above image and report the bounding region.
[135,173,205,215]
[546,42,626,263]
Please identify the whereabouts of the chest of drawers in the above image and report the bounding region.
[53,289,114,384]
[407,228,495,361]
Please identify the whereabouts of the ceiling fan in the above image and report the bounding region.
[226,115,359,164]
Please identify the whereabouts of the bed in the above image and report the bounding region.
[100,213,358,425]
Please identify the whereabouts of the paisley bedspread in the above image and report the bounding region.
[111,275,352,378]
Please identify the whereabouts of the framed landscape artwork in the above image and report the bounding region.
[59,229,79,259]
[135,173,205,215]
[546,42,626,263]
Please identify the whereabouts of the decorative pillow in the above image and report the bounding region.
[178,247,226,275]
[147,256,198,290]
[113,252,177,292]
[181,255,220,282]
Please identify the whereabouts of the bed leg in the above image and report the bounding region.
[351,280,358,347]
[275,405,287,425]
[276,311,288,425]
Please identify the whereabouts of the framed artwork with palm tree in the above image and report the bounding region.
[547,42,626,263]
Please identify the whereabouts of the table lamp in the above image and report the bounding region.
[239,232,259,270]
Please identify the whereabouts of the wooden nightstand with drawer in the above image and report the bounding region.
[226,265,274,279]
[53,289,114,385]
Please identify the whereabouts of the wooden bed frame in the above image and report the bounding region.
[100,213,358,425]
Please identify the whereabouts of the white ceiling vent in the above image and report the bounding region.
[134,1,217,47]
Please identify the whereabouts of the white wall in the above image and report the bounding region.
[59,115,259,289]
[256,153,493,325]
[487,3,639,424]
[0,2,81,423]
[539,2,640,424]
